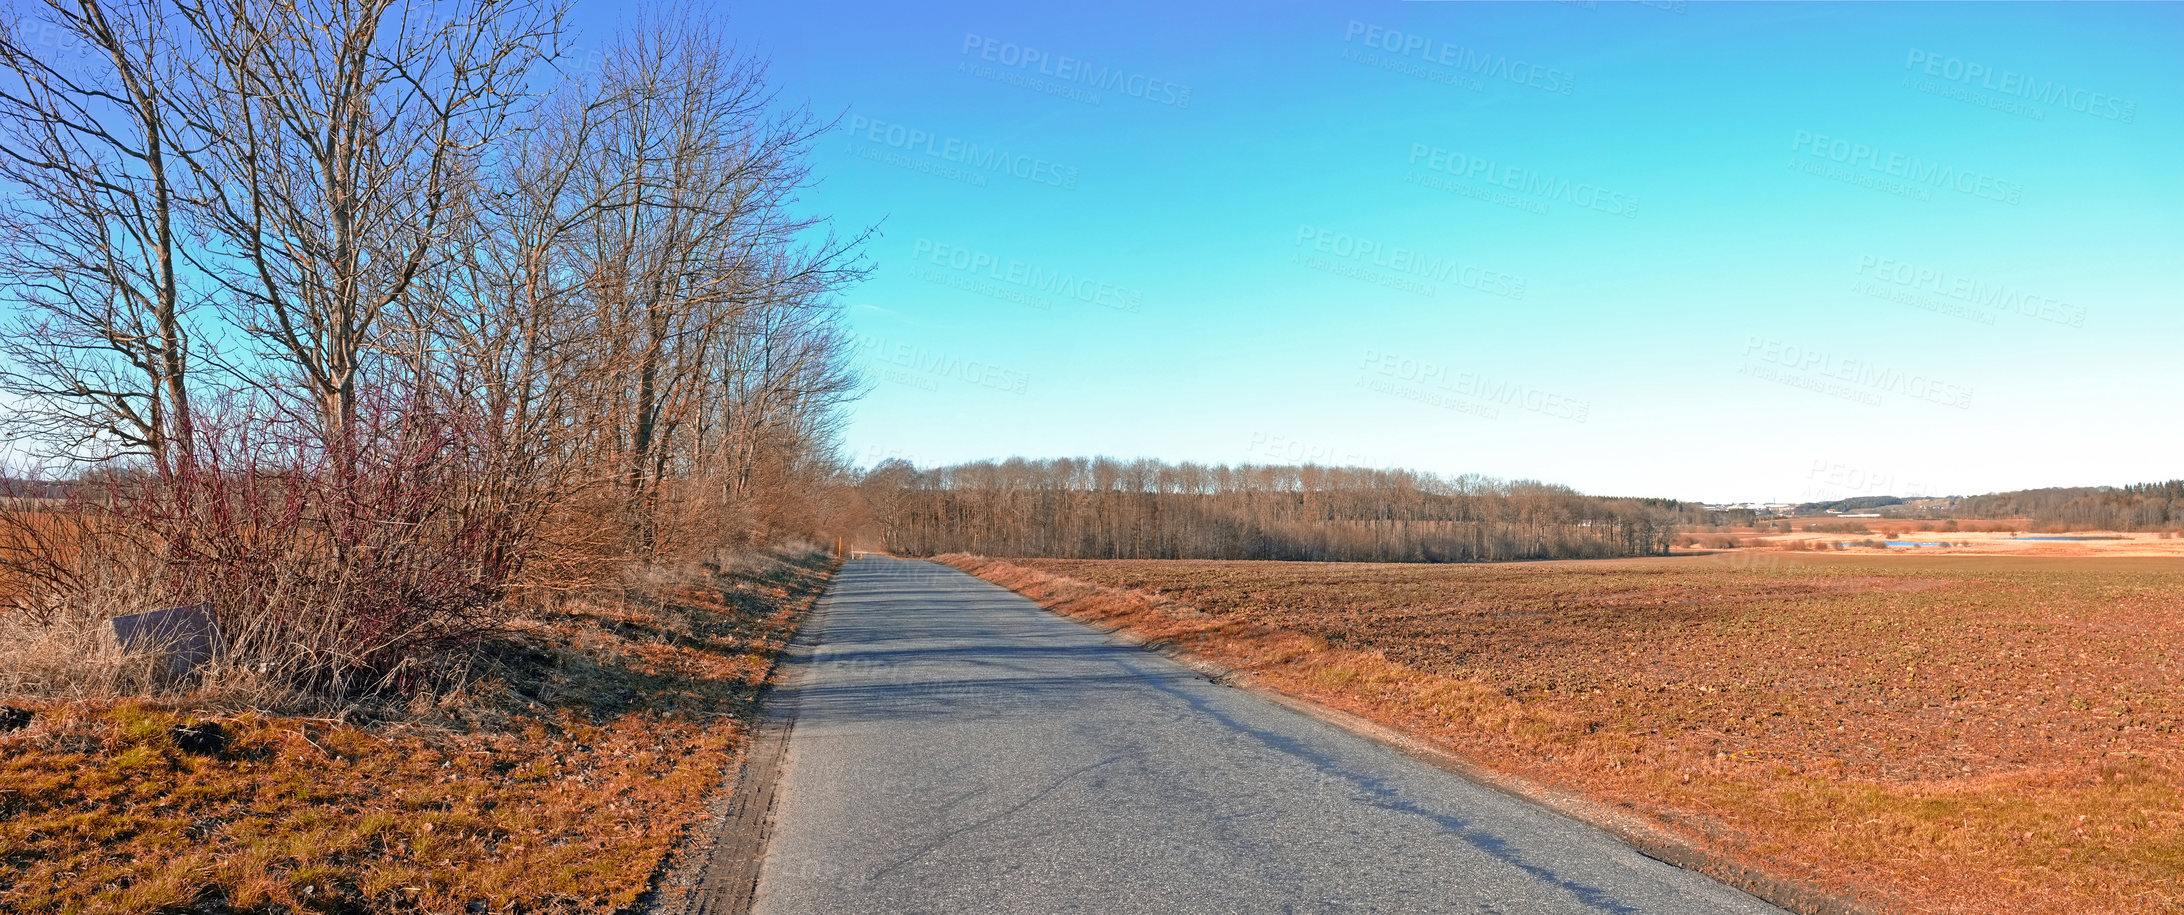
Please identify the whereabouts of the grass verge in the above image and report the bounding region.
[0,547,838,915]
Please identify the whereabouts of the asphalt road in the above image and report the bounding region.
[752,558,1785,915]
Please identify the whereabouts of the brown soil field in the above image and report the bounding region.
[943,552,2183,914]
[0,551,836,915]
[0,510,94,606]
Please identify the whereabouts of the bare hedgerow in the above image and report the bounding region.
[1,393,537,706]
[0,3,870,705]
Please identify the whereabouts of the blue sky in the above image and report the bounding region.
[571,1,2183,504]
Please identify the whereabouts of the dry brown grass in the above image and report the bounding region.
[0,547,837,915]
[940,553,2184,914]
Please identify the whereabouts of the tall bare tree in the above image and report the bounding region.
[0,0,202,472]
[571,16,863,545]
[173,0,561,451]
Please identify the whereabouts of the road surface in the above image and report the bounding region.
[752,557,1784,915]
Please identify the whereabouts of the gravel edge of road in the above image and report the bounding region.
[951,559,1894,915]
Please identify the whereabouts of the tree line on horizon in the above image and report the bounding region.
[856,458,1683,562]
[1950,480,2184,532]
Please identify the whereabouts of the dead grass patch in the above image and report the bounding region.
[0,547,837,915]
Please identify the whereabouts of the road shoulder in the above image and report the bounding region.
[641,562,843,915]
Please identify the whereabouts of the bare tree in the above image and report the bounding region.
[572,16,864,546]
[709,273,860,507]
[173,0,561,451]
[0,0,202,472]
[417,87,614,505]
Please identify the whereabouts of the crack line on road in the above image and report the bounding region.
[1110,653,1647,915]
[865,753,1131,881]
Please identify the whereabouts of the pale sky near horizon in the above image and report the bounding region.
[631,0,2179,504]
[14,1,2174,505]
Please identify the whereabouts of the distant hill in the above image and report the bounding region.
[1794,495,1904,514]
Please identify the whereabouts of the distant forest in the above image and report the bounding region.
[856,459,1683,562]
[1953,481,2184,532]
